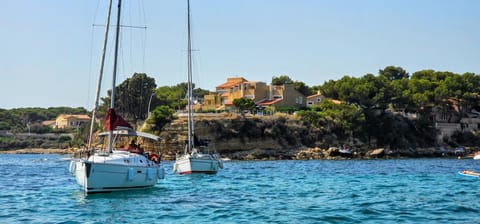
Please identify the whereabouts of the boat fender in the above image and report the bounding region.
[157,167,165,179]
[85,162,92,178]
[173,164,178,173]
[127,167,134,181]
[69,161,76,175]
[218,160,223,169]
[147,168,153,180]
[148,154,159,164]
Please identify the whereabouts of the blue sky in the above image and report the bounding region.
[1,0,479,110]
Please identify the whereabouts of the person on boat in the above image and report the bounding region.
[128,140,137,150]
[128,140,143,154]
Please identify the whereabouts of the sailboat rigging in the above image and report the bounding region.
[173,0,223,175]
[69,0,165,193]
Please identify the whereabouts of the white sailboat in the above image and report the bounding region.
[69,0,164,193]
[173,0,223,175]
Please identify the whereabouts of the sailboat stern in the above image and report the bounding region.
[174,153,221,174]
[73,158,160,193]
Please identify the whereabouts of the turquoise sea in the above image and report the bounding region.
[0,154,479,223]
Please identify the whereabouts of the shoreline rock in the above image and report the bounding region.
[1,146,477,161]
[0,148,73,154]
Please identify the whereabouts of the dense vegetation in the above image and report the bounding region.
[0,107,88,133]
[296,66,480,149]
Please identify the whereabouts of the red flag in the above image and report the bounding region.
[106,108,133,131]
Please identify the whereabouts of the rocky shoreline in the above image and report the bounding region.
[1,146,477,161]
[292,146,477,160]
[157,116,480,161]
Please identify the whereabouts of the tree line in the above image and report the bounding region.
[0,107,88,133]
[296,66,480,149]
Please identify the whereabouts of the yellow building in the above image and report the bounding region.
[202,77,268,111]
[55,114,91,129]
[201,76,306,111]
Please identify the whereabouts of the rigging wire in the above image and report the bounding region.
[86,24,95,110]
[85,0,104,110]
[139,0,148,71]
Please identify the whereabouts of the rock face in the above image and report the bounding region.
[160,114,310,160]
[159,114,479,160]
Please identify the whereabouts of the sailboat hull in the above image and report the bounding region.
[172,0,223,176]
[71,151,164,193]
[174,153,222,174]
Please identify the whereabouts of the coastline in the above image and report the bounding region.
[0,148,72,154]
[0,147,476,161]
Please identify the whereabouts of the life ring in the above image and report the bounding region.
[148,154,159,163]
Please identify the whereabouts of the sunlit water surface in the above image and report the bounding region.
[0,154,479,223]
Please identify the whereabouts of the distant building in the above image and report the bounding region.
[41,120,56,128]
[201,76,306,112]
[202,94,222,111]
[432,99,480,142]
[55,114,91,129]
[306,91,324,107]
[257,84,306,109]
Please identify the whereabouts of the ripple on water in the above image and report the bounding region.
[2,156,480,223]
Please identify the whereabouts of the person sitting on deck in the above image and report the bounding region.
[128,140,144,154]
[128,140,137,149]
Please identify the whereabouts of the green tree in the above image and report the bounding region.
[379,66,409,81]
[101,73,157,124]
[272,75,293,85]
[272,75,312,96]
[154,84,187,111]
[71,122,91,147]
[147,106,175,133]
[390,78,410,110]
[193,88,210,99]
[298,100,364,140]
[233,98,256,112]
[293,81,312,96]
[318,80,338,99]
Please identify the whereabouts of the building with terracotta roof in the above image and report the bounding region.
[41,120,56,128]
[202,76,306,111]
[256,84,306,109]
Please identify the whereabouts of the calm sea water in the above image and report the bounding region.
[0,154,479,223]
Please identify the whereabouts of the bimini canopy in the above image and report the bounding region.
[98,127,161,141]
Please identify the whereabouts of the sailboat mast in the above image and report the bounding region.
[108,0,122,153]
[87,0,114,151]
[187,0,194,152]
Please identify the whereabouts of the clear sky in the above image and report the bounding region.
[1,0,479,110]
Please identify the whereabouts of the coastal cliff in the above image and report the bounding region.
[159,113,478,160]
